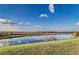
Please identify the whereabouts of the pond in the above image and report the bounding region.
[0,34,75,46]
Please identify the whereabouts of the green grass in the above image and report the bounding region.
[0,37,79,55]
[0,34,36,39]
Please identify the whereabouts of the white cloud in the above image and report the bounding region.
[0,18,16,26]
[18,22,23,25]
[39,14,48,18]
[26,21,30,25]
[18,21,30,25]
[0,18,22,31]
[0,19,12,23]
[7,20,11,22]
[0,18,9,22]
[76,22,79,25]
[49,4,54,13]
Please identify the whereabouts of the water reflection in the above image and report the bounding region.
[0,34,74,46]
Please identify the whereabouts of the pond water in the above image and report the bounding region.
[0,34,75,46]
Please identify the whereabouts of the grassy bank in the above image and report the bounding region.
[0,37,79,55]
[0,34,37,39]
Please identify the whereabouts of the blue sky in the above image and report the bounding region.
[0,4,79,31]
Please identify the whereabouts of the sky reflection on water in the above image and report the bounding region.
[0,35,74,46]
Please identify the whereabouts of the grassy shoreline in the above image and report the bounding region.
[0,34,38,39]
[0,37,79,55]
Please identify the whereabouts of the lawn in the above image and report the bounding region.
[0,37,79,55]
